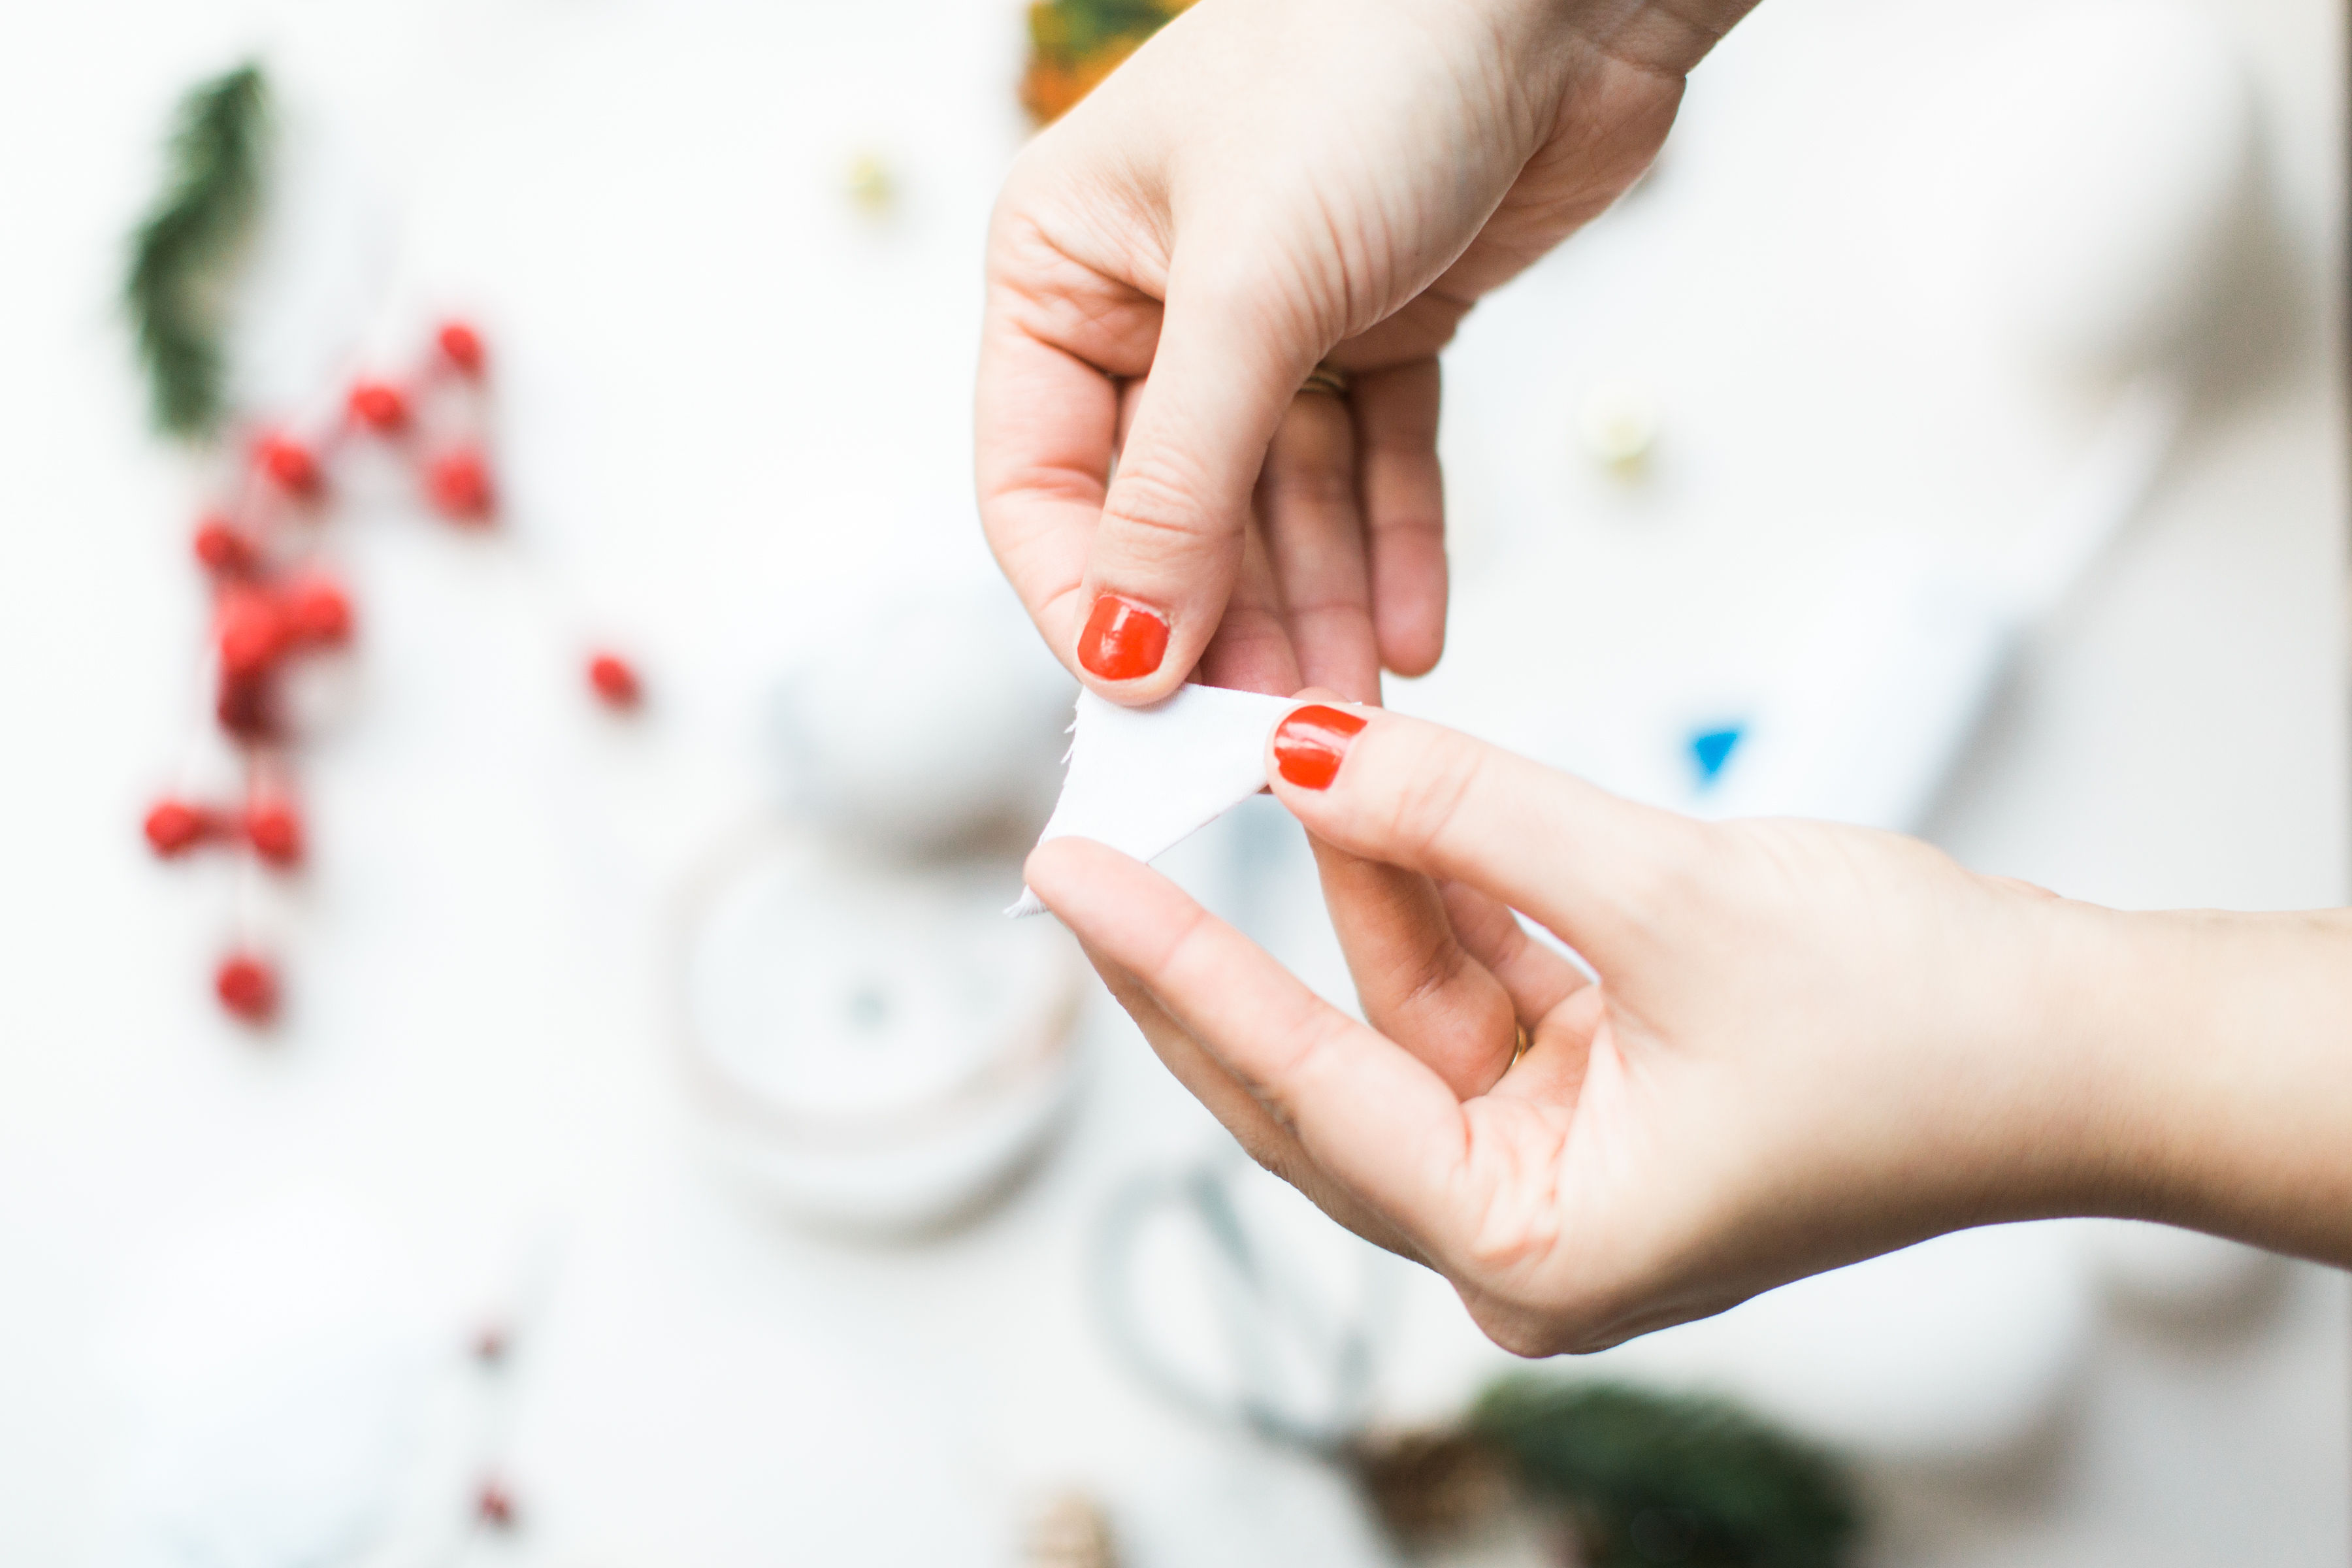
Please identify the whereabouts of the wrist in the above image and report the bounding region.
[2042,904,2352,1262]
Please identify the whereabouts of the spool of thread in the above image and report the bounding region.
[678,834,1085,1233]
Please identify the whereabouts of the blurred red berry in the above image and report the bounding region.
[193,516,259,576]
[244,798,304,868]
[144,798,218,858]
[284,575,354,646]
[215,954,278,1024]
[216,586,287,678]
[438,321,485,376]
[347,380,408,433]
[255,434,322,496]
[426,449,495,521]
[475,1480,516,1529]
[216,670,277,743]
[586,652,641,710]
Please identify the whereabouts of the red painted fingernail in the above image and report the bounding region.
[1077,594,1169,683]
[1273,704,1366,791]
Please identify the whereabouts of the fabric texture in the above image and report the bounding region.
[1009,684,1301,917]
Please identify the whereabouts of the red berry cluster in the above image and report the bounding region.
[143,321,499,1028]
[143,792,303,866]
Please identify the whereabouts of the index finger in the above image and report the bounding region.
[1026,836,1474,1249]
[1266,704,1707,974]
[1071,267,1318,702]
[974,275,1130,674]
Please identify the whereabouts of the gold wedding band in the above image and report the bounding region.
[1299,361,1352,399]
[1509,1022,1531,1070]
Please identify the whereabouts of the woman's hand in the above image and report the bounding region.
[977,0,1754,706]
[1022,703,2352,1356]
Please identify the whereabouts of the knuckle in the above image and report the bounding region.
[1366,505,1444,544]
[1392,926,1477,1018]
[1182,249,1327,343]
[1264,421,1355,497]
[1101,459,1217,552]
[1458,1192,1558,1277]
[1262,458,1356,515]
[1150,896,1227,988]
[1283,600,1374,642]
[1377,731,1489,871]
[1609,817,1712,928]
[1198,603,1294,681]
[1237,1130,1305,1186]
[1275,1009,1356,1104]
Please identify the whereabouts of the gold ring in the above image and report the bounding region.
[1299,362,1352,399]
[1509,1022,1531,1070]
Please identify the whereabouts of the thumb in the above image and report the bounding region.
[1076,272,1316,702]
[1262,702,1706,968]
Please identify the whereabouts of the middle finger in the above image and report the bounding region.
[1258,391,1382,704]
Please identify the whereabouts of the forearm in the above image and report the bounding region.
[2065,905,2352,1262]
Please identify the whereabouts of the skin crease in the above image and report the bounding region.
[1026,702,2352,1357]
[975,0,1760,708]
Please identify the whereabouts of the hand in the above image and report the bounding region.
[977,0,1752,705]
[1027,702,2194,1356]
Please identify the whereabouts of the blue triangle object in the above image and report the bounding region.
[1689,725,1745,786]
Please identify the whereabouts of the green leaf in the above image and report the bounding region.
[125,61,270,440]
[1470,1377,1861,1568]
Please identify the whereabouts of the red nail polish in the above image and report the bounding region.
[1077,594,1169,683]
[1273,704,1366,790]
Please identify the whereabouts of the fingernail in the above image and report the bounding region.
[1273,704,1367,790]
[1078,594,1169,683]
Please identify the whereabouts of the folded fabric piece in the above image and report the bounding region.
[1009,684,1303,917]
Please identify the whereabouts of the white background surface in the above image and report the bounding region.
[0,0,2344,1564]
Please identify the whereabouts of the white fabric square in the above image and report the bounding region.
[1009,685,1302,917]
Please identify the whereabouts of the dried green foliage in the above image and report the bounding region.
[125,61,270,438]
[1021,0,1192,123]
[1470,1377,1861,1568]
[1029,0,1187,60]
